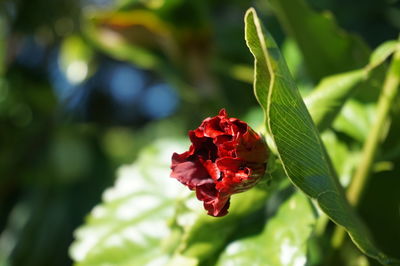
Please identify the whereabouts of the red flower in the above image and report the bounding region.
[170,109,268,217]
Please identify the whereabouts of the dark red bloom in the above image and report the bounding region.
[170,109,268,217]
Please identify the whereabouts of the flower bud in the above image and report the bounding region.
[171,109,268,217]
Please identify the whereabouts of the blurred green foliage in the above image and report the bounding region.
[0,0,399,265]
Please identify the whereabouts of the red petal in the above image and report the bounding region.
[195,183,231,217]
[201,159,220,181]
[215,158,257,193]
[171,156,214,189]
[218,109,227,117]
[236,129,268,163]
[171,146,194,167]
[204,118,226,138]
[189,131,218,161]
[204,197,230,217]
[215,157,244,171]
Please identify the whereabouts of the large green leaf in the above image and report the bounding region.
[217,191,315,266]
[244,8,398,265]
[69,139,192,266]
[268,0,370,81]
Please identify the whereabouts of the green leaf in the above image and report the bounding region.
[304,40,400,133]
[116,0,184,10]
[244,8,399,265]
[174,186,270,263]
[333,100,376,142]
[321,130,360,187]
[83,17,161,70]
[217,192,315,266]
[367,40,399,70]
[69,139,192,266]
[268,0,370,81]
[304,69,367,131]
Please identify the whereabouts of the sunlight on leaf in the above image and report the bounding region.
[217,192,315,266]
[69,139,195,266]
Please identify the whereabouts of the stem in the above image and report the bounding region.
[348,44,400,205]
[331,42,400,249]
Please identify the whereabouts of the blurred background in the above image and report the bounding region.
[0,0,399,265]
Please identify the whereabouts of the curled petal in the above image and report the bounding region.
[236,129,268,164]
[171,155,214,189]
[196,183,230,217]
